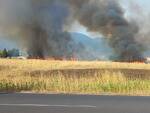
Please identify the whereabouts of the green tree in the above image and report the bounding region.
[2,48,8,58]
[8,49,20,58]
[0,50,3,57]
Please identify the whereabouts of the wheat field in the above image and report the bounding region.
[0,59,150,95]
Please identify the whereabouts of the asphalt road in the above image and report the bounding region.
[0,93,150,113]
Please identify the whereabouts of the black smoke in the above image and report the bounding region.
[0,0,75,58]
[0,0,147,61]
[68,0,145,61]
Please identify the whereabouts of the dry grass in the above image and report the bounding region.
[0,59,149,70]
[0,59,150,95]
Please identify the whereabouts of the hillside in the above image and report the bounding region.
[71,32,112,60]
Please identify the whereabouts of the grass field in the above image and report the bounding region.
[0,59,150,95]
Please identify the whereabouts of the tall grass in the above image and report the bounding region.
[0,70,150,95]
[0,59,150,95]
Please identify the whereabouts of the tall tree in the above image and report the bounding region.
[2,48,8,58]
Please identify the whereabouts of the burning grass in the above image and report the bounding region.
[0,59,150,95]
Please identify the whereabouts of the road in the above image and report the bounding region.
[0,93,150,113]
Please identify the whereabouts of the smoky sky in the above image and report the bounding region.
[0,0,148,61]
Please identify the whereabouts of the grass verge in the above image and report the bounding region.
[1,71,150,95]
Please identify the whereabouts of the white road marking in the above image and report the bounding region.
[0,104,96,108]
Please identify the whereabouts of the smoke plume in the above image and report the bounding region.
[0,0,147,61]
[68,0,145,61]
[0,0,75,58]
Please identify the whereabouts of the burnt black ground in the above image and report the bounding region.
[0,93,150,113]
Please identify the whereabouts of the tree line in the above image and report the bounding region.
[0,48,20,58]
